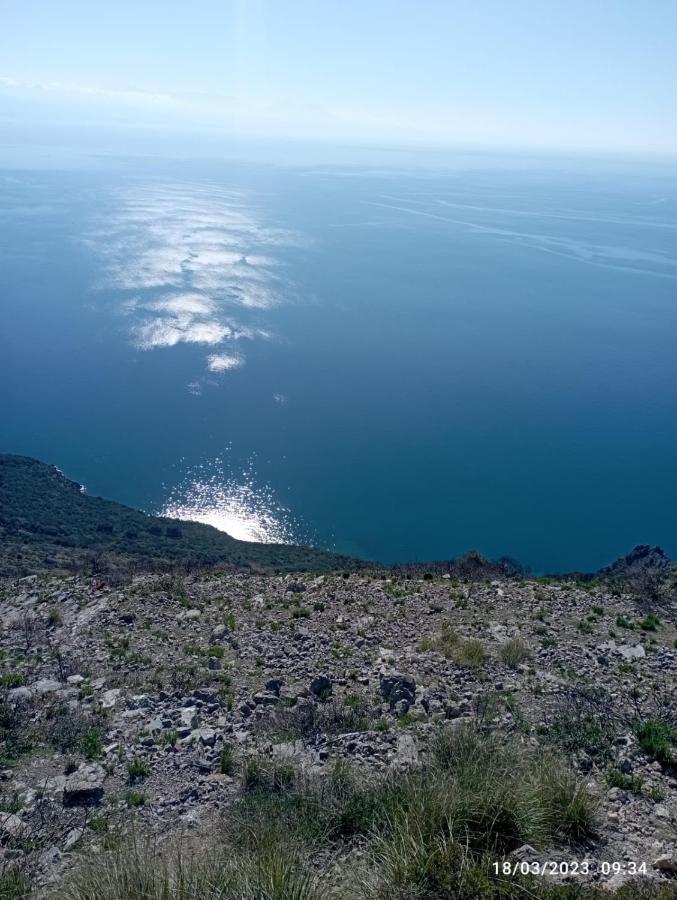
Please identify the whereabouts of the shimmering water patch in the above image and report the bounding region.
[160,457,299,544]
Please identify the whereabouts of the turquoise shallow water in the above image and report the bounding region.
[2,156,677,571]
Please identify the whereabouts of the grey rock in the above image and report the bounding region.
[618,644,645,661]
[63,764,105,807]
[32,678,61,696]
[8,687,32,704]
[653,854,677,874]
[195,727,217,747]
[100,688,121,709]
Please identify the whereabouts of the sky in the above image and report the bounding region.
[1,0,676,158]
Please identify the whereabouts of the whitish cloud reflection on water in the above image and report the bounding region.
[88,181,301,384]
[161,458,299,545]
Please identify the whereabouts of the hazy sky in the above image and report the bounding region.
[2,0,676,157]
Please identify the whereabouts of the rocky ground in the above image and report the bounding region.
[0,567,675,897]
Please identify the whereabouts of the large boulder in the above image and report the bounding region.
[63,764,105,807]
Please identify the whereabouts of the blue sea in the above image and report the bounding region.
[2,152,677,572]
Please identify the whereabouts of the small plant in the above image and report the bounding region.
[417,621,458,657]
[47,607,63,627]
[639,613,660,632]
[592,605,605,616]
[89,814,109,833]
[127,757,150,782]
[618,662,637,676]
[606,767,643,793]
[313,601,325,612]
[224,612,236,632]
[207,644,225,658]
[161,730,178,747]
[615,614,633,629]
[455,638,485,667]
[81,727,103,760]
[292,607,311,619]
[395,713,415,728]
[499,637,530,668]
[0,791,21,814]
[220,742,235,775]
[549,711,616,761]
[577,619,593,635]
[649,785,666,802]
[634,719,676,765]
[126,790,145,807]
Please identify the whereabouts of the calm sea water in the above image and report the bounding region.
[2,155,677,572]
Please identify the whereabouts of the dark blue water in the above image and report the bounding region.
[2,156,677,571]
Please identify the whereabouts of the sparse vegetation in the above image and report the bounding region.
[634,719,676,766]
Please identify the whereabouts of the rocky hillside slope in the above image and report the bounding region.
[0,566,675,898]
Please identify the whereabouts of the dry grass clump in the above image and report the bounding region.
[418,624,486,668]
[498,636,531,668]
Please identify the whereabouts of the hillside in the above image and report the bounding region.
[0,567,675,898]
[0,454,361,577]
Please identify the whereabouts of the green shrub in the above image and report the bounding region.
[455,638,486,667]
[127,757,149,782]
[547,708,616,761]
[417,621,458,657]
[639,613,660,632]
[606,767,643,793]
[0,869,29,899]
[499,637,530,668]
[634,719,676,765]
[220,743,235,776]
[80,727,103,760]
[47,607,63,627]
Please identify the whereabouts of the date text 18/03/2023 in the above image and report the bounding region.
[493,861,648,877]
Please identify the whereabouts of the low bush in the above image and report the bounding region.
[634,719,676,766]
[499,637,530,668]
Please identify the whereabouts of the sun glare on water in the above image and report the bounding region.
[160,458,297,545]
